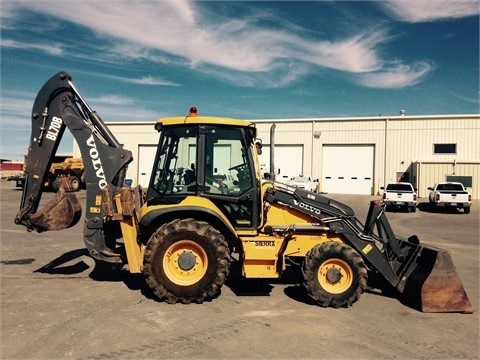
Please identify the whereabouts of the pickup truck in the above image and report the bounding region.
[287,175,318,192]
[428,182,471,214]
[7,174,26,188]
[380,182,417,212]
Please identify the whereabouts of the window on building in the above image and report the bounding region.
[446,175,472,188]
[434,143,456,154]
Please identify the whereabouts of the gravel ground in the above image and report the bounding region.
[1,179,478,359]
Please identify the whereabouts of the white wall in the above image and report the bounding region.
[73,114,480,198]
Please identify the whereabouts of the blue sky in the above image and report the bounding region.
[1,0,479,160]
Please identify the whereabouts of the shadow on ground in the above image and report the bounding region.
[417,202,469,214]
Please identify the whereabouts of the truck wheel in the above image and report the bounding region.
[143,219,231,304]
[409,206,416,213]
[69,175,81,192]
[464,207,470,214]
[303,241,367,308]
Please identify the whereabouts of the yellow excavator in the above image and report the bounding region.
[15,71,473,312]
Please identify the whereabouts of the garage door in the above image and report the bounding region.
[259,145,303,182]
[322,145,374,195]
[138,145,157,187]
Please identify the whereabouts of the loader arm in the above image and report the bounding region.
[264,186,473,313]
[15,71,133,262]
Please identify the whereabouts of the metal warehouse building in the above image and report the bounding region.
[74,113,480,199]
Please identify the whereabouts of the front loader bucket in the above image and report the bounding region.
[401,245,473,313]
[28,188,82,231]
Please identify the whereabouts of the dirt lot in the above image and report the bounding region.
[1,179,479,359]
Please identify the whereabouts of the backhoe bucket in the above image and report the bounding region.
[28,188,82,231]
[401,245,473,313]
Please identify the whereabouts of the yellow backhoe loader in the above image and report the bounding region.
[15,72,473,312]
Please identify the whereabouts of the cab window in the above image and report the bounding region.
[203,127,253,197]
[151,126,197,195]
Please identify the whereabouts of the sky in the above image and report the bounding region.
[1,0,479,160]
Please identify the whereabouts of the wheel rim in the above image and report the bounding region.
[71,179,80,191]
[163,240,208,286]
[318,258,353,294]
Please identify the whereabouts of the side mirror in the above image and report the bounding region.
[255,140,262,155]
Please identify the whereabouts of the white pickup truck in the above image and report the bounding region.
[380,182,417,212]
[287,175,318,192]
[428,182,471,214]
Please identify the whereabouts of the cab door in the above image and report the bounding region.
[200,126,260,230]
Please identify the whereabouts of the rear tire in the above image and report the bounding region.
[69,175,81,192]
[464,207,470,214]
[303,241,367,308]
[143,219,231,304]
[51,175,79,192]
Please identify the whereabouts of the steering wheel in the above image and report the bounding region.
[205,176,229,195]
[228,163,246,172]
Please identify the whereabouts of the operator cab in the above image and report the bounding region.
[147,109,260,229]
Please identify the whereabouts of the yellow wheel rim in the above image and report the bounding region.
[163,240,208,286]
[318,258,353,294]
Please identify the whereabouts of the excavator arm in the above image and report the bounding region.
[15,71,133,263]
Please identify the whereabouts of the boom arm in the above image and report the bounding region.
[15,71,133,262]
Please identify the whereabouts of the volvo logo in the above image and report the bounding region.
[86,135,108,189]
[293,199,321,215]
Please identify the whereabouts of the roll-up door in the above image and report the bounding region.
[322,145,374,194]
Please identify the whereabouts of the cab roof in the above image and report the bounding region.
[155,115,255,130]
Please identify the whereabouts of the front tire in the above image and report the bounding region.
[143,219,231,304]
[303,241,367,308]
[51,177,60,193]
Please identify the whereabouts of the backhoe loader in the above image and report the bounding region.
[15,71,473,312]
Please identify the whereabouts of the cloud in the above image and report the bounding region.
[0,91,37,128]
[0,96,34,116]
[0,38,64,56]
[92,95,135,106]
[118,75,180,86]
[3,0,436,89]
[80,71,180,86]
[90,104,159,121]
[382,0,479,22]
[355,61,433,88]
[0,2,19,29]
[6,1,387,73]
[298,30,388,73]
[450,91,480,104]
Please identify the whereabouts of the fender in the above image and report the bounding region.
[139,204,239,249]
